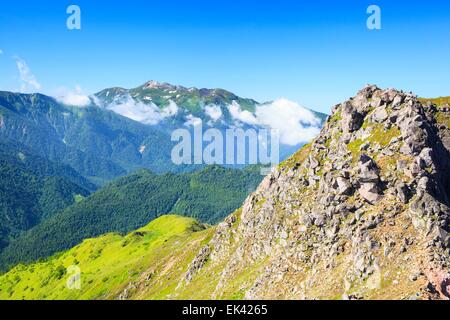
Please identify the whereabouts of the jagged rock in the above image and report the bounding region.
[337,177,353,195]
[406,162,422,179]
[342,102,364,133]
[360,142,370,151]
[356,155,383,203]
[392,95,404,108]
[372,107,389,123]
[396,182,411,204]
[418,148,433,168]
[359,183,382,204]
[185,246,211,282]
[118,283,136,300]
[311,210,325,227]
[359,168,380,183]
[342,133,352,144]
[310,156,319,169]
[417,176,430,191]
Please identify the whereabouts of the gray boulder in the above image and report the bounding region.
[337,177,353,195]
[372,107,389,123]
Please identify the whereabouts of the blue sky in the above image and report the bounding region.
[0,0,449,113]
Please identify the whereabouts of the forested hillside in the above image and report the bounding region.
[0,142,92,251]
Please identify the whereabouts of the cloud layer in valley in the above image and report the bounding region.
[103,94,321,146]
[204,104,223,122]
[106,95,179,125]
[227,101,259,125]
[55,85,91,107]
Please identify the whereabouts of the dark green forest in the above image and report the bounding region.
[0,142,92,251]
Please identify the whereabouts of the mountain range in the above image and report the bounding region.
[0,81,327,185]
[1,86,449,300]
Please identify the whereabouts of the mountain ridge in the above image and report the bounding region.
[1,85,327,183]
[96,80,262,112]
[94,79,327,120]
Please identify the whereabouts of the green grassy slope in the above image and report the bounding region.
[0,215,214,300]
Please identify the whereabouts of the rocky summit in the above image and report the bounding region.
[169,85,450,300]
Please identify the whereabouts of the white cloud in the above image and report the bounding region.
[60,93,90,106]
[55,85,91,107]
[163,100,179,117]
[14,57,41,92]
[91,95,103,107]
[227,101,258,125]
[184,114,202,127]
[204,104,223,122]
[0,49,3,54]
[256,99,321,145]
[227,99,321,146]
[106,95,179,125]
[108,96,162,125]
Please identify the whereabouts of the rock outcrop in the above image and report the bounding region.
[174,85,450,300]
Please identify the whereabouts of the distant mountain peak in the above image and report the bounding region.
[142,80,186,91]
[138,80,239,98]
